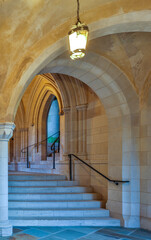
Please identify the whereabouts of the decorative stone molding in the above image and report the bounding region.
[18,128,28,132]
[63,107,71,113]
[76,104,87,111]
[0,123,15,141]
[59,110,64,116]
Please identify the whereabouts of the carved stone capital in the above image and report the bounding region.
[0,122,15,141]
[59,110,64,116]
[63,107,71,113]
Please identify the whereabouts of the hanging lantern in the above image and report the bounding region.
[68,0,89,60]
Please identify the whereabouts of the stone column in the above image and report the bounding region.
[76,104,87,156]
[82,105,87,154]
[78,109,83,153]
[63,107,71,155]
[13,129,16,162]
[71,108,78,154]
[0,122,15,237]
[16,130,21,162]
[19,128,27,162]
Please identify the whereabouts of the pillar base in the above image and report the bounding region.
[0,222,12,237]
[123,215,140,228]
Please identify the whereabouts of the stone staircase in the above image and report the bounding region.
[8,158,60,174]
[8,172,120,226]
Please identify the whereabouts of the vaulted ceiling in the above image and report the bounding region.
[0,0,151,121]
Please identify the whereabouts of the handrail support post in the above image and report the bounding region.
[58,137,60,153]
[27,146,29,168]
[69,154,72,181]
[53,143,56,169]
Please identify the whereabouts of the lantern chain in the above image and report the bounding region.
[77,0,81,23]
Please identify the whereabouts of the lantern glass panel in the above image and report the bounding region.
[69,30,88,53]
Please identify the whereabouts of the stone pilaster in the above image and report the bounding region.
[70,108,78,154]
[0,122,15,237]
[63,107,71,155]
[76,104,87,156]
[13,129,16,162]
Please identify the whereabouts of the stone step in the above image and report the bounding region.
[8,200,102,209]
[8,180,79,187]
[19,168,57,174]
[8,173,66,181]
[8,193,99,201]
[9,217,120,226]
[8,171,120,228]
[8,186,93,193]
[9,208,109,217]
[30,164,55,169]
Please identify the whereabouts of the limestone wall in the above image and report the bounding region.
[87,89,108,202]
[140,100,151,231]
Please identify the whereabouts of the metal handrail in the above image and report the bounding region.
[21,131,60,153]
[51,136,60,150]
[68,154,130,186]
[51,135,60,169]
[21,131,60,168]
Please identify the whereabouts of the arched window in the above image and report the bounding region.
[47,97,60,155]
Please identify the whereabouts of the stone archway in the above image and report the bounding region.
[36,52,140,228]
[9,48,140,228]
[3,14,150,231]
[1,4,151,235]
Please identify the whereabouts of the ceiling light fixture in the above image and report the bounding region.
[68,0,89,60]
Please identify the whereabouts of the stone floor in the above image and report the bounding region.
[0,227,151,240]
